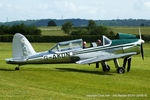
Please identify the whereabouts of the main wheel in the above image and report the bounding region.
[117,67,125,74]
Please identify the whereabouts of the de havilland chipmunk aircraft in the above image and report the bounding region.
[6,30,144,73]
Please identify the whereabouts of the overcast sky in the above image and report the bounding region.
[0,0,150,22]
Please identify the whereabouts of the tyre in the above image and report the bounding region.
[117,67,125,74]
[15,67,19,70]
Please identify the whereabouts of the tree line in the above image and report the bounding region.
[0,23,41,35]
[1,19,150,26]
[0,20,114,37]
[61,20,115,36]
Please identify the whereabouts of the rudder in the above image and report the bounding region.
[12,33,36,59]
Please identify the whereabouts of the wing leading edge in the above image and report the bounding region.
[76,52,137,64]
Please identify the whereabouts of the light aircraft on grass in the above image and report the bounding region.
[6,30,144,73]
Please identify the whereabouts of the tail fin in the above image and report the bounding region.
[12,33,36,59]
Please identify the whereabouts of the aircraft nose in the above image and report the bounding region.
[136,39,144,46]
[141,39,144,44]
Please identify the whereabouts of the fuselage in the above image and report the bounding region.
[6,38,142,65]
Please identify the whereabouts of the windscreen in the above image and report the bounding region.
[103,36,112,46]
[50,39,83,52]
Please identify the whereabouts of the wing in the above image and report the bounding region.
[76,52,137,64]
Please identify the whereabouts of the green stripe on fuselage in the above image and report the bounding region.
[73,39,139,55]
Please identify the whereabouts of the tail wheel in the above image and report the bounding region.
[15,67,20,70]
[15,64,21,70]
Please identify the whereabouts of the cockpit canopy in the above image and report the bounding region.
[49,39,83,52]
[49,36,112,52]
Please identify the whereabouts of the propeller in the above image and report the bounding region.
[141,44,144,60]
[122,28,144,72]
[139,27,144,60]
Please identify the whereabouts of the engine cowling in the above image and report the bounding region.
[117,33,137,39]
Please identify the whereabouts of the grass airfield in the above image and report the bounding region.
[0,42,150,100]
[39,26,150,36]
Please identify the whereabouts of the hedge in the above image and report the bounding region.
[0,35,114,42]
[0,35,150,43]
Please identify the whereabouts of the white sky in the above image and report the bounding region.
[0,0,150,22]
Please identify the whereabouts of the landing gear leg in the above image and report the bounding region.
[114,59,125,74]
[101,62,110,72]
[96,62,99,68]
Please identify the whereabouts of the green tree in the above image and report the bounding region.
[89,25,113,36]
[0,25,10,35]
[88,20,96,31]
[62,21,72,34]
[48,20,57,26]
[0,23,41,35]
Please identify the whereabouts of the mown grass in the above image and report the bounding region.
[39,26,67,36]
[41,30,67,36]
[0,42,150,100]
[39,26,150,36]
[111,26,150,35]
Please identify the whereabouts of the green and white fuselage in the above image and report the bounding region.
[6,33,144,73]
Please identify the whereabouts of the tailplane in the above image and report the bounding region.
[12,33,36,59]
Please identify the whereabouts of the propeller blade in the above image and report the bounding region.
[139,27,144,60]
[141,44,144,60]
[96,62,99,68]
[123,57,128,69]
[127,58,131,72]
[139,27,142,39]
